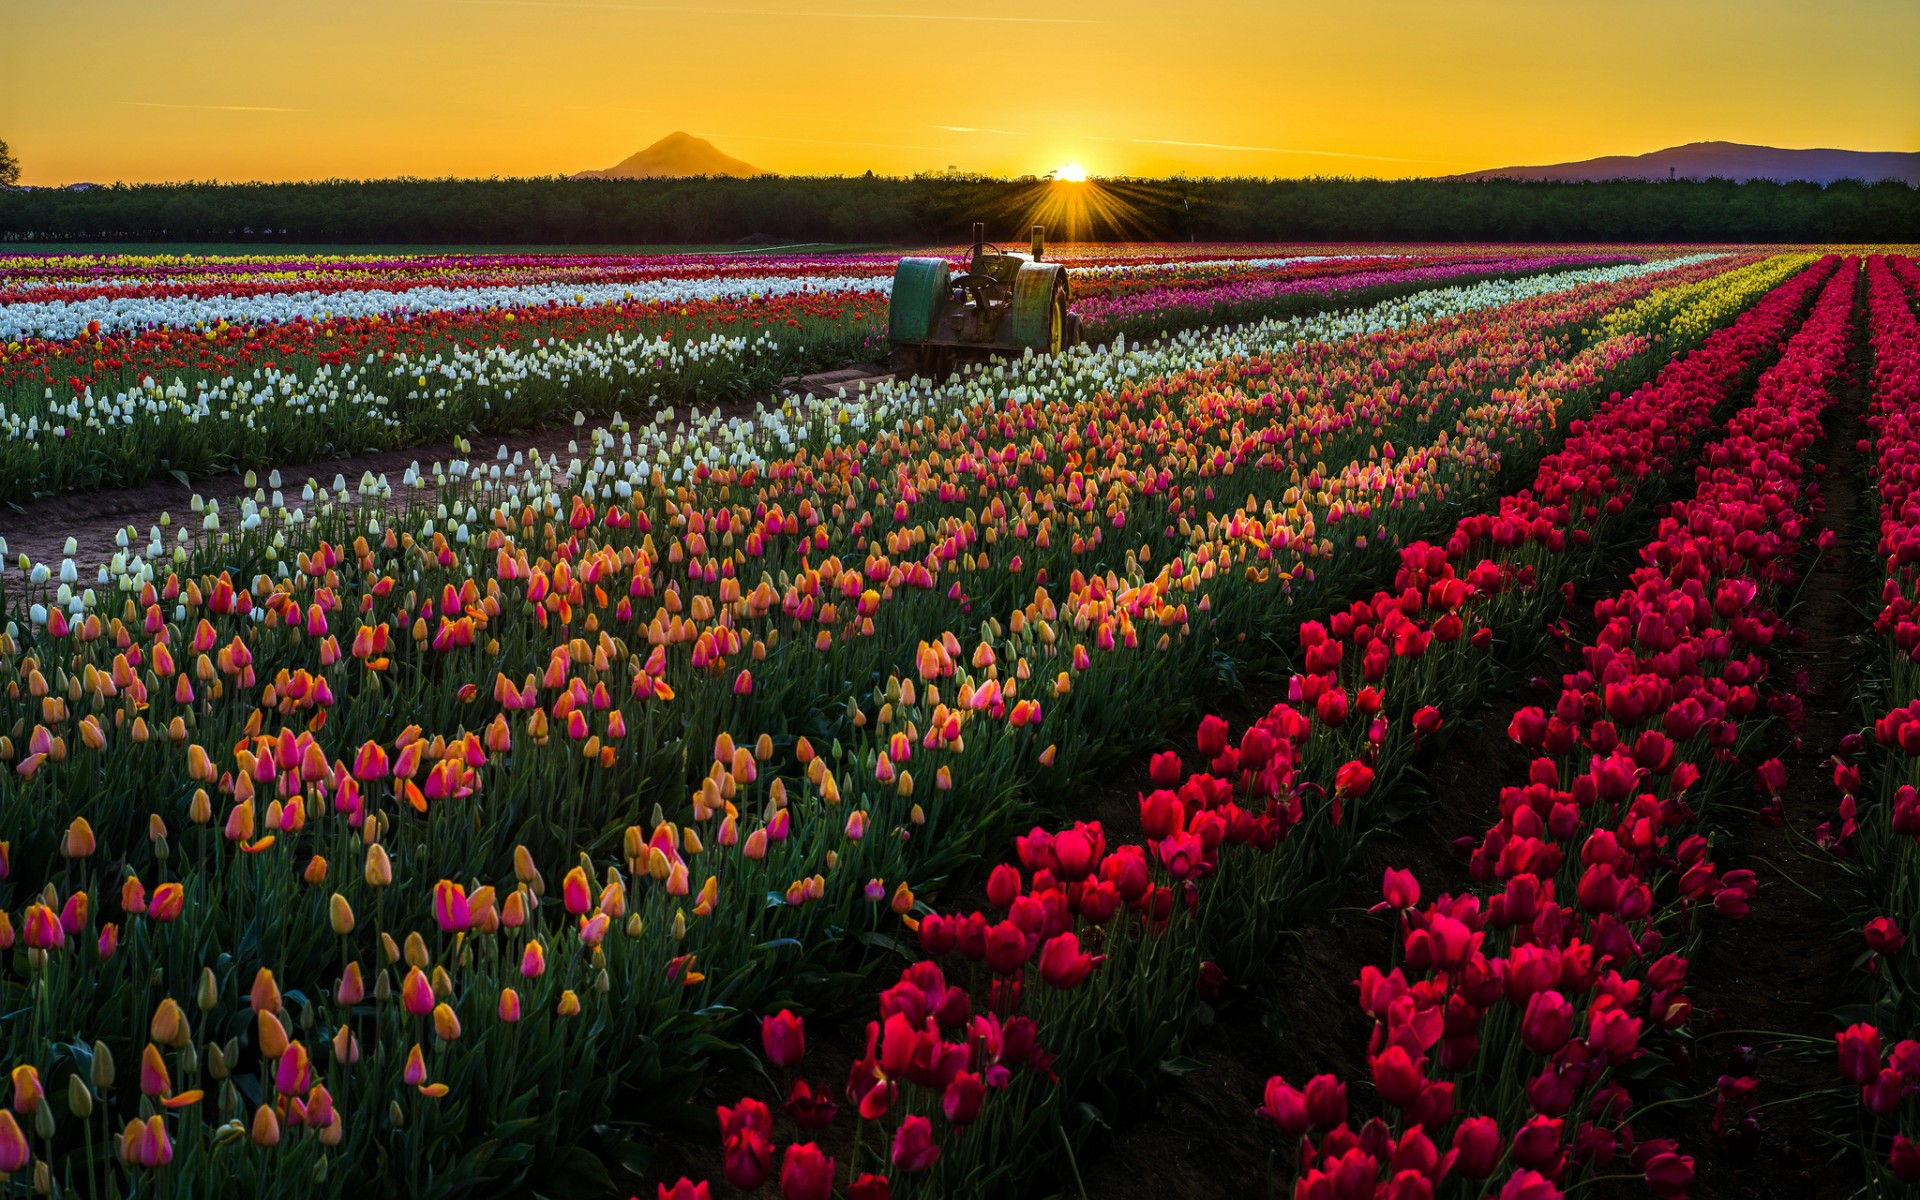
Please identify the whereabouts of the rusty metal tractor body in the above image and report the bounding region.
[886,222,1082,378]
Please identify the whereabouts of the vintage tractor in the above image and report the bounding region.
[886,222,1081,378]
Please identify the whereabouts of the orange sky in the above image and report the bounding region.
[5,0,1916,184]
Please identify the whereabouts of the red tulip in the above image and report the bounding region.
[1498,1170,1562,1200]
[1304,1073,1347,1131]
[855,1078,895,1120]
[784,1079,837,1129]
[1051,823,1104,881]
[1139,789,1185,839]
[1865,916,1906,954]
[984,921,1030,976]
[1101,847,1151,901]
[1642,1151,1694,1198]
[779,1142,833,1200]
[1891,1135,1920,1184]
[942,1070,985,1125]
[1037,932,1103,990]
[1521,990,1575,1055]
[1316,689,1349,728]
[1452,1115,1501,1178]
[658,1180,711,1200]
[1257,1076,1309,1137]
[1837,1023,1883,1085]
[762,1010,806,1069]
[890,1114,941,1173]
[722,1130,773,1190]
[1510,1115,1563,1171]
[849,1174,892,1200]
[1149,751,1183,785]
[1196,714,1230,758]
[1865,1066,1904,1115]
[1334,760,1373,797]
[1371,1046,1425,1108]
[1375,867,1420,913]
[717,1097,772,1142]
[986,864,1022,909]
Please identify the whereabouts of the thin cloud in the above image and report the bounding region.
[123,101,301,113]
[1118,137,1421,164]
[456,0,1095,22]
[934,125,1026,136]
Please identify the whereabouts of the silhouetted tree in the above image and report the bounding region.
[0,175,1913,244]
[0,140,19,189]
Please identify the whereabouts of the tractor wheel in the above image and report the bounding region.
[888,257,950,345]
[1064,311,1083,349]
[1008,262,1068,355]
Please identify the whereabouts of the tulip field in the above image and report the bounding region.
[3,240,1920,1200]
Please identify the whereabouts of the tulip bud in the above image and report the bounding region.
[329,894,354,935]
[61,817,96,859]
[64,1075,90,1121]
[250,969,281,1014]
[65,1075,95,1121]
[251,1104,281,1147]
[364,844,393,887]
[331,1027,360,1064]
[150,998,190,1048]
[257,1011,290,1059]
[5,1068,41,1123]
[137,1046,169,1099]
[197,967,219,1013]
[0,1112,25,1174]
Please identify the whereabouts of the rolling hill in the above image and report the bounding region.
[1447,141,1920,185]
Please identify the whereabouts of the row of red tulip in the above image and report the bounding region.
[646,258,1846,1199]
[1250,256,1860,1200]
[1825,253,1920,1187]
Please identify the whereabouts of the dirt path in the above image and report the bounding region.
[0,363,893,578]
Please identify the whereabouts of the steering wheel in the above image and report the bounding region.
[947,271,1009,309]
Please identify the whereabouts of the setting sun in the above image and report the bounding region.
[1053,163,1088,183]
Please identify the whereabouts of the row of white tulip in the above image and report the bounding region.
[0,272,886,342]
[14,252,1726,625]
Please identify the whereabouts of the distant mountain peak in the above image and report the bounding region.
[1447,141,1920,185]
[574,132,764,180]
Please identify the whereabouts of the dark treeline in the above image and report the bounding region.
[2,174,1915,245]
